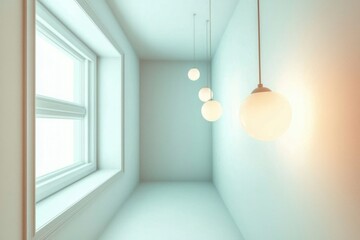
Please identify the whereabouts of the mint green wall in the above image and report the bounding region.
[212,0,360,239]
[140,61,212,181]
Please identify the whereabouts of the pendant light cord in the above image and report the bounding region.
[206,20,210,88]
[257,0,262,86]
[193,13,196,66]
[209,0,213,93]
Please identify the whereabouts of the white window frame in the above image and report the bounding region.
[25,0,125,239]
[35,3,97,202]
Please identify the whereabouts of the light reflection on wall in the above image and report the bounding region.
[213,0,360,238]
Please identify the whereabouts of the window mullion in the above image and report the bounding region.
[36,95,86,118]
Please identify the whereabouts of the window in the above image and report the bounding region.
[35,7,97,202]
[26,2,124,238]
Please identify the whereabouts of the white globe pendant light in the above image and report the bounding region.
[198,87,213,102]
[188,14,200,81]
[240,87,291,141]
[202,100,222,122]
[188,68,200,81]
[240,0,291,141]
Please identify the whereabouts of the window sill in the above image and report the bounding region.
[35,169,120,240]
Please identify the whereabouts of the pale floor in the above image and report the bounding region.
[98,182,243,240]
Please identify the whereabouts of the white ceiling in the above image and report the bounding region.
[107,0,239,60]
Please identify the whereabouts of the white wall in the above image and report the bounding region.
[212,0,360,239]
[0,0,140,239]
[140,61,212,181]
[0,1,23,239]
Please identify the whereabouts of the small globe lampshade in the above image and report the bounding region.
[201,100,222,122]
[188,68,200,81]
[198,87,213,102]
[240,89,291,141]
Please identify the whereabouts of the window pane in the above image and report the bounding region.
[36,118,82,178]
[36,32,80,103]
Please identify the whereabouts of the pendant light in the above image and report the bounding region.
[199,20,213,102]
[188,13,200,81]
[198,87,213,102]
[201,0,222,122]
[240,0,291,141]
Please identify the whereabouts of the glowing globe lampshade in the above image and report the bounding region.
[198,87,213,102]
[240,90,291,141]
[188,68,200,81]
[202,100,222,122]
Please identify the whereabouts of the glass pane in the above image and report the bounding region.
[36,32,80,103]
[36,118,82,178]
